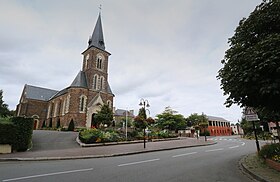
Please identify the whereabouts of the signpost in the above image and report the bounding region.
[244,107,260,152]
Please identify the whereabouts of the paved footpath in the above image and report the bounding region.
[0,136,215,161]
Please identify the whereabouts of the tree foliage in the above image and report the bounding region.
[134,108,154,130]
[0,90,11,117]
[217,0,280,113]
[156,106,186,131]
[186,113,208,127]
[94,104,113,128]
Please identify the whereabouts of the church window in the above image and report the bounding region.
[53,103,58,117]
[96,54,104,70]
[100,76,104,90]
[62,99,66,116]
[107,100,112,108]
[97,57,102,69]
[65,94,71,113]
[85,54,90,69]
[93,74,98,90]
[47,104,51,119]
[79,95,87,113]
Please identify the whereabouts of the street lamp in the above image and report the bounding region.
[139,98,150,149]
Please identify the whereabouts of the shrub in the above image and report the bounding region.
[259,143,280,160]
[200,130,210,136]
[79,129,123,144]
[12,117,34,151]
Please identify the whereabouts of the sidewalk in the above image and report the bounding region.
[0,138,215,161]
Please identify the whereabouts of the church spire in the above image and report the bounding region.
[88,12,105,50]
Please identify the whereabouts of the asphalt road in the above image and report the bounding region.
[0,136,260,182]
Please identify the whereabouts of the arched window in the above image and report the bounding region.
[86,54,90,69]
[62,99,66,116]
[107,100,112,108]
[79,95,87,113]
[100,76,104,90]
[96,54,104,70]
[65,94,71,113]
[93,74,98,90]
[97,57,102,69]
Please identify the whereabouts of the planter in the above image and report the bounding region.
[266,158,280,172]
[0,144,12,154]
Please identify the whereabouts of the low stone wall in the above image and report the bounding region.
[0,144,12,154]
[266,158,280,172]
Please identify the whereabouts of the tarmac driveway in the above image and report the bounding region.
[31,130,80,151]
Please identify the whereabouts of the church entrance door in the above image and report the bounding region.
[91,113,96,128]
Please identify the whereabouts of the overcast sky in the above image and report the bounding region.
[0,0,262,122]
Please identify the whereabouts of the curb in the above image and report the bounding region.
[0,141,216,162]
[239,154,268,182]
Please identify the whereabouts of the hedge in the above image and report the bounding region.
[0,121,16,145]
[12,117,34,151]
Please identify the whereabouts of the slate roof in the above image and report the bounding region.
[24,84,58,101]
[88,13,105,50]
[115,109,135,117]
[70,71,88,88]
[106,81,114,95]
[207,115,229,122]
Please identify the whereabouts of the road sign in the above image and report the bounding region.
[244,107,259,121]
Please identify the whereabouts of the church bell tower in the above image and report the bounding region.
[81,13,112,95]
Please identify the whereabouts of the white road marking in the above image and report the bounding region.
[205,148,224,152]
[3,168,93,182]
[172,152,198,158]
[118,158,160,167]
[229,145,239,149]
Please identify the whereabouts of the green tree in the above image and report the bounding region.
[0,90,11,117]
[156,106,186,131]
[94,104,113,128]
[217,0,280,113]
[186,113,209,139]
[134,108,148,130]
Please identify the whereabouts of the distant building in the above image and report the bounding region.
[114,109,135,124]
[231,124,244,135]
[268,121,280,137]
[207,116,232,136]
[16,13,114,129]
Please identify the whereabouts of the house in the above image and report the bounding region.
[16,13,114,129]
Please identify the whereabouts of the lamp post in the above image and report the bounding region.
[125,108,128,141]
[139,98,150,149]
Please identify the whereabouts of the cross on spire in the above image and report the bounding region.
[99,4,102,13]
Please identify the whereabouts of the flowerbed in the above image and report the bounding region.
[79,129,178,144]
[258,143,280,171]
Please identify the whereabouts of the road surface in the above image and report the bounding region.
[0,136,260,182]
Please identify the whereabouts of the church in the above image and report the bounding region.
[16,13,114,129]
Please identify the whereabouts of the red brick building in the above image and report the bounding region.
[207,116,232,136]
[16,13,114,129]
